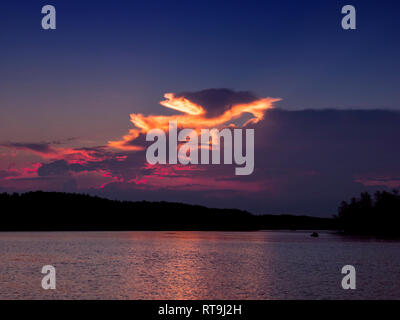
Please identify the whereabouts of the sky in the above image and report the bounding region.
[0,0,400,216]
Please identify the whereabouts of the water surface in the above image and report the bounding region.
[0,231,399,299]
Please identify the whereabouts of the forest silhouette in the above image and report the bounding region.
[0,191,334,231]
[1,190,399,234]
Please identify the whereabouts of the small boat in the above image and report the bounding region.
[310,232,319,237]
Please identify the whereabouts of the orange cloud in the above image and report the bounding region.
[108,92,281,150]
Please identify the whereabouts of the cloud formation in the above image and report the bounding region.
[1,89,400,217]
[108,88,280,150]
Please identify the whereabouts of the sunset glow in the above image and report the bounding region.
[108,93,281,151]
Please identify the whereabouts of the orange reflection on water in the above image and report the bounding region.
[121,231,273,299]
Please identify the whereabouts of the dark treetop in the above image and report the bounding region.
[338,189,400,236]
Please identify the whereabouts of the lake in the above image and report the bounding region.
[0,231,399,299]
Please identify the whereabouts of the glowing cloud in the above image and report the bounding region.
[109,91,281,150]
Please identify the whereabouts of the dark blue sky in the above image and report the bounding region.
[1,1,399,139]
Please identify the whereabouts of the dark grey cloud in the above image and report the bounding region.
[176,88,259,117]
[37,160,75,176]
[99,108,400,216]
[36,153,145,179]
[0,170,17,179]
[50,137,78,145]
[0,142,55,154]
[0,138,79,154]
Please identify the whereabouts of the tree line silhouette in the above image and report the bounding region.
[2,190,398,234]
[337,189,400,236]
[0,191,335,231]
